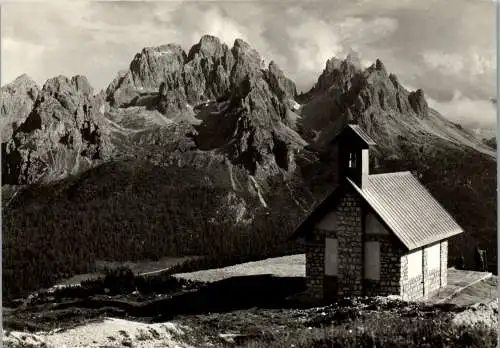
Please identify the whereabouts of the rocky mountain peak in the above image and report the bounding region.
[298,56,435,147]
[2,73,112,185]
[304,54,362,98]
[129,44,187,90]
[1,74,41,140]
[40,75,95,118]
[265,61,297,100]
[324,57,343,73]
[345,51,362,70]
[408,88,429,118]
[2,75,40,102]
[5,74,39,90]
[233,38,252,51]
[106,35,289,113]
[375,58,386,72]
[187,35,227,60]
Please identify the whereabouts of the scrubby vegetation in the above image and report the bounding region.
[248,315,497,348]
[176,297,497,348]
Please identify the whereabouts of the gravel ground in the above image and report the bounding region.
[3,318,192,348]
[451,299,498,328]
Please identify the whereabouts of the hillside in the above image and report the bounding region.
[2,35,496,300]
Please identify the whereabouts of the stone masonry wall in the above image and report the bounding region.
[440,240,448,287]
[337,193,363,296]
[305,190,363,300]
[400,240,449,301]
[423,242,442,296]
[305,238,324,300]
[400,253,424,301]
[365,234,404,296]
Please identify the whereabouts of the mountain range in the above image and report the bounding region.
[1,35,496,300]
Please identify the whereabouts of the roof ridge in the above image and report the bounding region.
[346,124,377,145]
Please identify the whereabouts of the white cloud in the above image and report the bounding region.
[2,37,47,86]
[427,90,497,129]
[337,17,399,45]
[422,48,495,78]
[1,0,495,129]
[421,52,466,76]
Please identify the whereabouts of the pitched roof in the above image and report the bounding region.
[347,124,377,146]
[290,172,464,250]
[347,172,463,250]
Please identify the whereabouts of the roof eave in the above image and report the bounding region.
[406,228,465,250]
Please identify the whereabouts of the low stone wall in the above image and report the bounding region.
[324,275,338,301]
[362,279,380,296]
[305,243,324,299]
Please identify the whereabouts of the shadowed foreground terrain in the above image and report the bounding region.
[3,268,498,348]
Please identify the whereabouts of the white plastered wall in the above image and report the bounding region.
[407,248,423,279]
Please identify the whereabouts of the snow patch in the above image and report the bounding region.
[249,176,268,208]
[289,99,301,111]
[227,161,237,191]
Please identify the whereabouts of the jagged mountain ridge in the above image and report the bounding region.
[2,35,492,187]
[2,75,113,185]
[1,74,40,141]
[1,35,496,300]
[297,55,493,158]
[105,35,305,179]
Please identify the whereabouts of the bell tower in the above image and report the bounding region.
[338,125,376,189]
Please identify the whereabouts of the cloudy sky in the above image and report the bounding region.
[2,0,497,130]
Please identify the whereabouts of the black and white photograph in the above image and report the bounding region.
[1,0,498,347]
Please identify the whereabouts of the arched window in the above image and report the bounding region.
[348,152,357,168]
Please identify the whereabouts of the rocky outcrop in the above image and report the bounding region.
[483,137,496,149]
[264,61,297,101]
[106,36,234,110]
[408,89,429,118]
[106,35,295,114]
[106,35,305,180]
[2,36,306,185]
[193,69,305,179]
[2,75,112,185]
[1,74,40,141]
[298,54,434,148]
